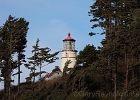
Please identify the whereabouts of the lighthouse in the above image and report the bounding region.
[61,32,77,71]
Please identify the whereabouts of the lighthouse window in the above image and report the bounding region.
[68,41,72,50]
[66,41,69,50]
[63,41,75,50]
[63,41,67,50]
[71,41,75,50]
[66,41,71,50]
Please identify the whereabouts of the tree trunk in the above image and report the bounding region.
[4,70,7,100]
[18,57,20,92]
[39,63,42,89]
[40,63,42,79]
[17,52,22,92]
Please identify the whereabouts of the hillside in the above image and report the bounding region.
[0,64,102,100]
[0,63,140,100]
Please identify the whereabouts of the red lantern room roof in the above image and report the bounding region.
[63,32,75,41]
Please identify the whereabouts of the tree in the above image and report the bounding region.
[126,8,140,100]
[76,44,99,65]
[63,60,72,76]
[25,38,59,91]
[89,0,140,99]
[13,17,29,92]
[0,15,29,100]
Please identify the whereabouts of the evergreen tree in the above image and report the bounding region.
[76,44,99,65]
[0,15,29,100]
[25,38,59,90]
[63,60,72,76]
[89,0,140,99]
[13,17,29,92]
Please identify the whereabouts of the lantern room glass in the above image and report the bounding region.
[63,41,75,50]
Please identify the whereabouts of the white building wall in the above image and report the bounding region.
[61,50,77,71]
[45,71,63,81]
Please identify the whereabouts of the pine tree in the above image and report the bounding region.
[63,60,72,76]
[76,44,99,65]
[0,15,29,100]
[25,38,59,90]
[13,17,29,92]
[89,0,140,99]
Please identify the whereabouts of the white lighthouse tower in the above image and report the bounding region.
[61,32,77,71]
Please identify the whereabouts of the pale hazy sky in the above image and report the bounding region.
[0,0,104,89]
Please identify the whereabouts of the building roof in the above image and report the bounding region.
[63,32,75,41]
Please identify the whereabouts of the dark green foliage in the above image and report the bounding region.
[1,1,140,100]
[0,15,29,100]
[63,60,72,75]
[9,63,117,100]
[76,44,99,65]
[14,17,29,92]
[89,0,140,100]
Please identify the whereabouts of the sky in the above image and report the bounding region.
[0,0,104,89]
